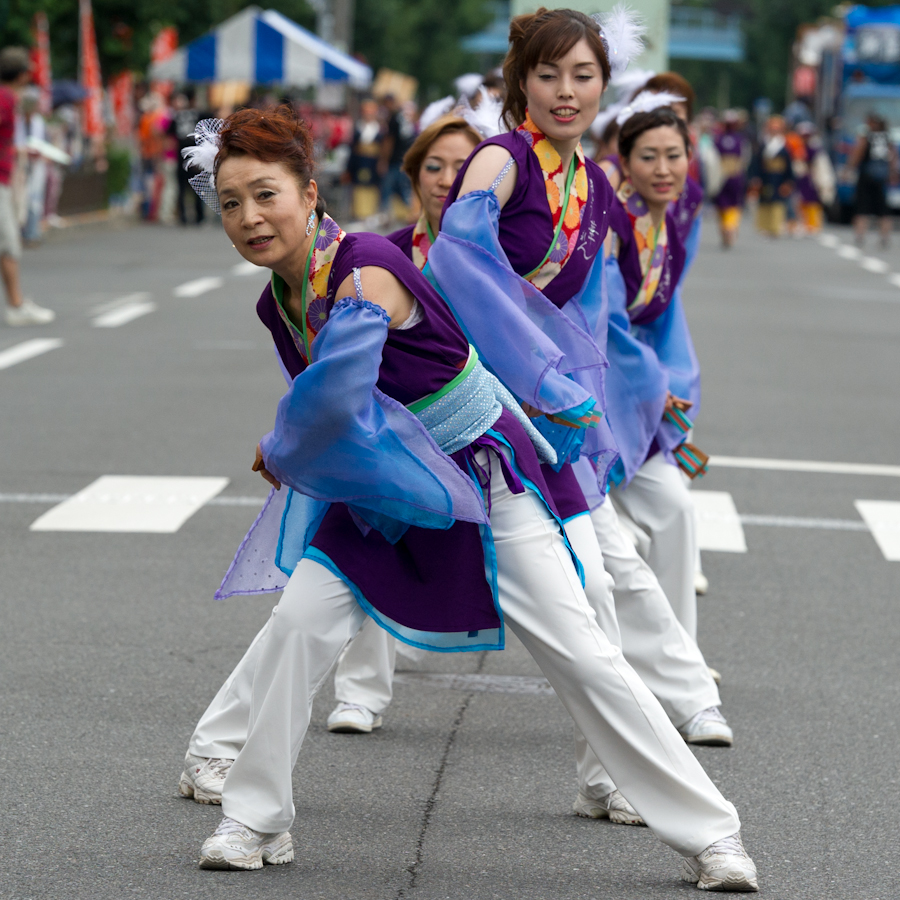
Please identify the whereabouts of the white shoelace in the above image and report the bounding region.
[205,758,233,777]
[706,832,744,856]
[694,705,727,725]
[336,702,369,714]
[213,816,253,837]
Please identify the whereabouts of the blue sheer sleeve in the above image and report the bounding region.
[259,297,489,541]
[429,190,616,474]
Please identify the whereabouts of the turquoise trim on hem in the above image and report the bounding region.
[302,546,503,653]
[562,509,591,524]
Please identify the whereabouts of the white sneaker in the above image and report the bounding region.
[572,789,645,826]
[681,832,758,891]
[5,298,55,326]
[327,702,382,733]
[679,707,734,747]
[199,816,294,870]
[695,571,709,595]
[178,752,232,804]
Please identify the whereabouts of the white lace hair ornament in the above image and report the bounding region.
[182,118,226,214]
[459,86,505,139]
[615,90,686,127]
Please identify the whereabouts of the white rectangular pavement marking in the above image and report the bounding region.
[709,455,900,478]
[173,276,224,298]
[92,297,157,328]
[692,490,747,552]
[740,514,868,531]
[0,338,63,370]
[232,260,264,276]
[854,501,900,560]
[861,257,890,274]
[29,476,229,533]
[837,244,862,260]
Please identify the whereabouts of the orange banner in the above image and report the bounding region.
[79,0,104,138]
[150,26,178,100]
[109,71,135,140]
[30,12,52,117]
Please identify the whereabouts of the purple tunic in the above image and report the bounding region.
[670,176,703,247]
[714,131,748,209]
[257,232,557,636]
[435,131,614,519]
[386,223,414,259]
[609,200,687,328]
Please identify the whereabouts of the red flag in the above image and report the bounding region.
[150,26,178,100]
[30,12,52,117]
[109,71,135,140]
[79,0,104,138]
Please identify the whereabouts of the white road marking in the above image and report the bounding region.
[92,295,157,328]
[888,273,900,289]
[0,491,266,507]
[0,338,63,371]
[837,244,862,260]
[818,233,840,248]
[854,501,900,560]
[692,491,747,552]
[740,514,868,531]
[29,476,229,533]
[232,260,264,276]
[709,455,900,478]
[173,276,224,298]
[861,257,890,274]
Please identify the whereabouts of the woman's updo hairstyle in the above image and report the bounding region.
[402,116,483,201]
[618,107,692,162]
[502,7,611,129]
[216,105,326,216]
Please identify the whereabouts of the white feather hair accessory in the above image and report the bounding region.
[182,118,226,214]
[459,86,506,139]
[454,72,484,99]
[591,101,626,140]
[615,90,685,127]
[595,4,646,80]
[610,67,656,103]
[419,96,457,132]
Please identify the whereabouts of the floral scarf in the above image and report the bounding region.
[410,211,433,272]
[273,213,346,362]
[515,111,589,290]
[616,180,669,313]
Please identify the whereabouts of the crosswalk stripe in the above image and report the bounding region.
[173,276,224,298]
[709,455,900,478]
[740,514,867,531]
[692,490,747,552]
[232,260,264,276]
[92,298,157,328]
[854,501,900,560]
[29,476,230,533]
[0,338,63,370]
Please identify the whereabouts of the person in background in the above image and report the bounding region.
[377,94,414,222]
[791,121,835,236]
[0,47,54,326]
[344,98,383,221]
[168,89,208,226]
[750,115,793,238]
[137,92,167,221]
[19,88,47,246]
[849,113,898,248]
[714,110,750,248]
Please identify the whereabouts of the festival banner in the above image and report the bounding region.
[79,0,104,137]
[150,26,178,100]
[109,71,135,140]
[30,12,52,116]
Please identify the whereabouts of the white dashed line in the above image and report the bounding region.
[740,514,868,531]
[854,501,900,560]
[837,244,862,260]
[818,233,840,248]
[692,490,747,552]
[0,338,63,370]
[860,257,890,274]
[173,276,224,298]
[232,260,264,276]
[709,455,900,478]
[92,294,157,328]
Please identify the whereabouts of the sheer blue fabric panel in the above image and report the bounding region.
[259,298,489,540]
[429,191,599,419]
[604,255,669,485]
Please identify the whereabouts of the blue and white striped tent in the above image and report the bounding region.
[150,6,372,89]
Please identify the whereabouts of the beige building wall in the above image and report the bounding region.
[509,0,670,73]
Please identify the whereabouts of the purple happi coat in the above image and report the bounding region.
[714,130,748,209]
[433,129,616,518]
[250,231,558,650]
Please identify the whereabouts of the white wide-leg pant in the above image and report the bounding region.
[333,614,397,715]
[610,452,699,641]
[212,448,738,856]
[571,499,721,799]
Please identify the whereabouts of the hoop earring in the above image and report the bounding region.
[306,210,316,236]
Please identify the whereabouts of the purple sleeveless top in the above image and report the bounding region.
[257,232,557,634]
[404,139,612,521]
[386,223,414,260]
[442,131,613,310]
[609,198,687,328]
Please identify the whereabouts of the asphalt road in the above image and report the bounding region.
[1,213,898,899]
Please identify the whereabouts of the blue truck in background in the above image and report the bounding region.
[798,5,900,220]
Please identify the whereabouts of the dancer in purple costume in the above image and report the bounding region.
[714,110,749,247]
[176,105,757,892]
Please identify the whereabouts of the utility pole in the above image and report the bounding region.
[332,0,355,54]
